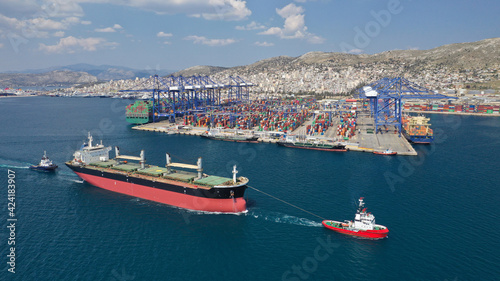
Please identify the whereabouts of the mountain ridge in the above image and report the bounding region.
[171,38,499,79]
[3,38,499,90]
[2,64,177,83]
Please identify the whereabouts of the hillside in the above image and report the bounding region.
[0,71,97,87]
[3,64,177,84]
[61,37,500,94]
[208,37,500,93]
[171,65,229,77]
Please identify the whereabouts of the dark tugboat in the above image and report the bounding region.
[30,151,58,171]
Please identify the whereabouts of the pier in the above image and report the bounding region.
[132,108,418,155]
[127,76,471,156]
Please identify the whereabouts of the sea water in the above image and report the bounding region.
[0,97,499,280]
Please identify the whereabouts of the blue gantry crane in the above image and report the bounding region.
[357,77,457,134]
[120,74,253,123]
[227,76,253,101]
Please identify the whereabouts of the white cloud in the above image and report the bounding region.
[0,14,64,31]
[63,17,81,25]
[277,3,305,18]
[163,41,172,45]
[0,0,251,43]
[308,35,325,44]
[259,3,324,44]
[260,27,281,36]
[53,31,65,37]
[236,21,265,30]
[157,31,173,37]
[38,36,117,53]
[184,35,237,46]
[0,0,84,18]
[0,14,21,32]
[31,17,65,30]
[199,0,251,21]
[0,14,88,38]
[95,27,115,33]
[254,41,274,47]
[348,48,364,54]
[0,43,4,48]
[95,24,123,33]
[1,1,251,24]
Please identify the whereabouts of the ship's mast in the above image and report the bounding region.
[165,153,171,173]
[232,165,238,184]
[197,157,203,179]
[140,150,145,169]
[88,132,93,148]
[358,197,365,213]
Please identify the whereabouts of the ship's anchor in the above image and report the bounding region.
[230,190,237,212]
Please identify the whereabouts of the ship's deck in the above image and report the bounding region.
[194,175,232,186]
[89,160,118,168]
[82,161,241,188]
[136,166,170,176]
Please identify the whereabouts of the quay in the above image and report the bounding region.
[132,110,418,156]
[126,76,491,157]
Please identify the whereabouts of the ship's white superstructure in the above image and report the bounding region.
[72,133,112,164]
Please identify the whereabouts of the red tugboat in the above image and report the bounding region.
[322,197,389,239]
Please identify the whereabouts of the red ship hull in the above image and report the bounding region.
[322,220,389,239]
[75,172,247,213]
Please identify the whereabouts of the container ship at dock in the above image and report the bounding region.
[402,115,434,144]
[66,133,248,213]
[126,100,153,124]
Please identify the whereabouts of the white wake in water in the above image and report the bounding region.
[247,210,323,227]
[0,157,33,169]
[56,171,83,183]
[180,208,248,216]
[0,164,30,169]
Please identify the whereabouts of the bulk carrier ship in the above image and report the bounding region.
[66,133,248,213]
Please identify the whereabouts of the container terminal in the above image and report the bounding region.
[125,76,495,156]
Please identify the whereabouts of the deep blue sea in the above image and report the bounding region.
[0,97,499,281]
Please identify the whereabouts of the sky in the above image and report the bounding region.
[0,0,498,72]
